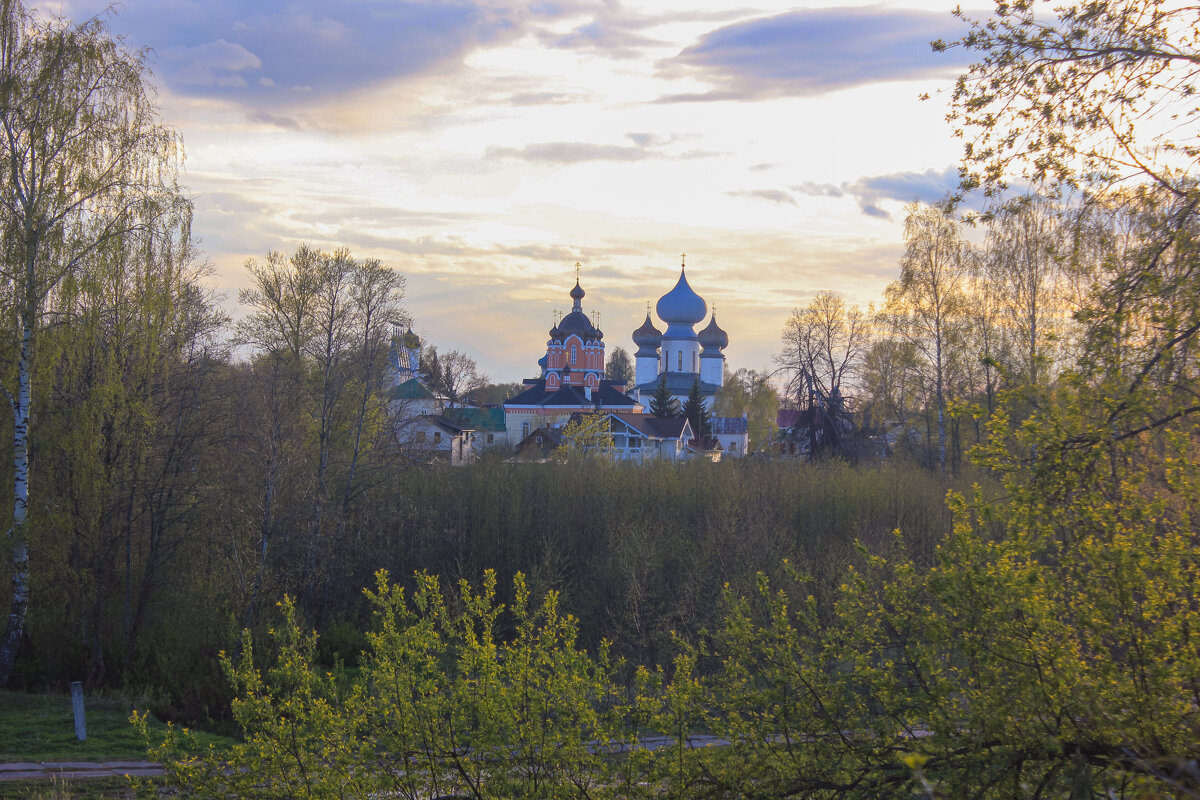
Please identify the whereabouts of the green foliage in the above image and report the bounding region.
[556,411,616,457]
[146,572,632,800]
[649,374,679,418]
[606,345,635,385]
[681,378,711,442]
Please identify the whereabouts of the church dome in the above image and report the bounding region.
[656,268,706,325]
[557,309,602,340]
[698,315,729,351]
[632,313,662,348]
[570,280,585,302]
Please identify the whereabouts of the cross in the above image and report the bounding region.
[646,300,651,314]
[680,252,686,269]
[575,262,581,282]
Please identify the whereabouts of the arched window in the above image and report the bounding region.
[522,421,530,439]
[677,351,682,371]
[571,345,577,365]
[692,352,697,372]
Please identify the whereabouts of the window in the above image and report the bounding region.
[571,345,577,365]
[433,431,442,444]
[487,433,494,444]
[630,437,641,448]
[677,351,682,371]
[692,352,696,371]
[415,431,426,443]
[522,422,530,439]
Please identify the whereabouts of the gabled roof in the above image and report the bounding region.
[389,377,435,401]
[610,413,691,441]
[430,415,474,435]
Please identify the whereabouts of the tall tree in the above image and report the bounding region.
[881,204,968,471]
[681,378,711,443]
[649,374,678,418]
[605,346,634,386]
[0,3,186,686]
[777,291,868,408]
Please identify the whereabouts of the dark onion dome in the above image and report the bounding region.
[537,353,549,370]
[570,280,585,302]
[632,313,662,349]
[656,268,706,326]
[556,309,602,340]
[698,314,728,351]
[401,326,421,348]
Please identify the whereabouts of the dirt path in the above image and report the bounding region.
[0,761,162,781]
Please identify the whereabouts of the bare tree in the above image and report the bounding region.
[778,291,868,408]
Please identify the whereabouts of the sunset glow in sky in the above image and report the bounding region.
[43,0,977,382]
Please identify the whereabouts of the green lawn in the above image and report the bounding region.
[0,690,231,763]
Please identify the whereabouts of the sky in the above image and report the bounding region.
[41,0,980,383]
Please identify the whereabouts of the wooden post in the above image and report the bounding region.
[69,681,86,741]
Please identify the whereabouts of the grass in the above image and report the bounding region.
[0,776,141,800]
[0,690,232,763]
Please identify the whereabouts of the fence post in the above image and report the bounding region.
[69,681,86,741]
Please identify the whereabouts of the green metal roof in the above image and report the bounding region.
[446,406,506,432]
[388,378,435,401]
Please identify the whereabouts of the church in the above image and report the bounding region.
[503,258,748,456]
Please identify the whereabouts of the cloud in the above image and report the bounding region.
[161,39,261,87]
[487,142,655,164]
[657,7,970,102]
[792,166,960,219]
[78,0,581,110]
[486,135,715,165]
[727,189,797,206]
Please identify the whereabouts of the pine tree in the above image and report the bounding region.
[649,374,678,418]
[682,378,711,442]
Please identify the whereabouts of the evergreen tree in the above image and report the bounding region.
[649,374,678,418]
[681,378,711,442]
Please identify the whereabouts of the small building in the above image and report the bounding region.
[710,415,750,456]
[446,406,509,450]
[512,426,563,461]
[400,415,475,465]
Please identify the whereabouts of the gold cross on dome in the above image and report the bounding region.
[575,262,581,281]
[680,252,686,268]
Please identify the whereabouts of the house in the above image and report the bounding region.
[555,411,695,462]
[446,406,509,450]
[400,414,475,465]
[512,426,563,460]
[710,415,750,456]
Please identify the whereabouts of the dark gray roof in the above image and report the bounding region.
[634,371,721,395]
[504,379,638,408]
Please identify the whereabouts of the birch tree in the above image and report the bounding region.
[882,204,968,471]
[0,2,185,686]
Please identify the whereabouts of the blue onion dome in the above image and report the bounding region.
[698,315,728,351]
[632,313,662,348]
[656,268,707,326]
[570,280,585,302]
[538,353,549,369]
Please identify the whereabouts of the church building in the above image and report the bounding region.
[502,273,641,441]
[502,258,747,457]
[630,257,729,411]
